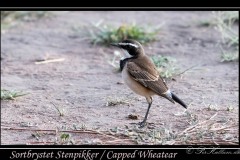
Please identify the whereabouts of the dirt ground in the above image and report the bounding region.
[1,11,239,145]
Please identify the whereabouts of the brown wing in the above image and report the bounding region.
[127,61,169,95]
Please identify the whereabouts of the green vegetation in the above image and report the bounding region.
[213,11,239,62]
[1,11,50,30]
[86,22,161,45]
[108,52,184,79]
[220,50,239,62]
[51,102,65,116]
[1,89,28,100]
[151,55,178,78]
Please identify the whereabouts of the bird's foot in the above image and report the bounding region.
[137,122,158,129]
[138,121,147,128]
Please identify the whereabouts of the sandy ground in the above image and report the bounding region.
[1,11,238,145]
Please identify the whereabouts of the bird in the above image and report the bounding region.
[110,39,187,128]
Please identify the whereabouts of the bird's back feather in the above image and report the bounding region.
[127,55,169,95]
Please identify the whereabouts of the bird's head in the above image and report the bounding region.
[110,39,144,58]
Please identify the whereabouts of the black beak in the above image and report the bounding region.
[110,43,120,47]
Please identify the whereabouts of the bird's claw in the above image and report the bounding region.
[138,121,146,128]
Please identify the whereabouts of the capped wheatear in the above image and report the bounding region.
[111,39,187,128]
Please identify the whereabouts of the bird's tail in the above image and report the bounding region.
[171,93,187,109]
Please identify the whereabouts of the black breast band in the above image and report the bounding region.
[119,57,137,71]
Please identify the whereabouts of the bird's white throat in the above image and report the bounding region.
[121,49,132,59]
[118,42,139,48]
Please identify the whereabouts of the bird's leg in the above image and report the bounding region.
[139,97,152,128]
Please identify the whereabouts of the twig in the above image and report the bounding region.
[35,58,65,64]
[26,141,55,145]
[173,64,198,77]
[2,127,123,141]
[2,127,57,132]
[179,112,218,135]
[104,139,136,144]
[181,140,237,145]
[210,124,238,131]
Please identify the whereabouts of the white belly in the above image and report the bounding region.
[122,66,155,97]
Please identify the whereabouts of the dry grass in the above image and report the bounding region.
[105,95,133,107]
[175,112,237,145]
[51,102,65,116]
[2,111,237,145]
[107,50,123,72]
[106,112,238,145]
[213,11,239,62]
